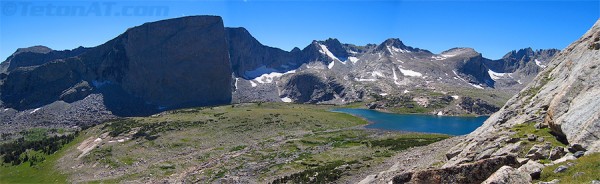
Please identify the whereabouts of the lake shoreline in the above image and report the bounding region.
[330,108,488,136]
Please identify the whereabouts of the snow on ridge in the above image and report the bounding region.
[535,59,547,68]
[432,55,446,60]
[398,67,422,77]
[318,44,340,61]
[348,57,359,63]
[389,46,409,53]
[441,54,456,58]
[488,69,510,81]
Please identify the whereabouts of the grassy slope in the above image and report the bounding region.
[538,153,600,183]
[0,134,85,183]
[0,103,449,183]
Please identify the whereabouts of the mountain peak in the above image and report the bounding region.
[374,38,431,54]
[13,45,53,56]
[381,38,406,48]
[440,47,478,56]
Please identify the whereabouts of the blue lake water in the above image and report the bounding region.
[332,108,488,135]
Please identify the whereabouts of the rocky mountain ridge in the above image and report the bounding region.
[0,15,557,135]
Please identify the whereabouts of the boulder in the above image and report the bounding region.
[492,141,524,157]
[393,156,520,184]
[526,143,552,160]
[528,134,538,141]
[517,160,545,179]
[553,165,569,173]
[482,165,531,184]
[573,151,585,158]
[549,147,567,160]
[551,153,576,164]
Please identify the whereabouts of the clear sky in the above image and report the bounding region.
[1,0,599,61]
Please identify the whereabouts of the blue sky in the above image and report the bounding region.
[0,0,598,60]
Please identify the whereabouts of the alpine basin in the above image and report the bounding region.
[332,108,488,135]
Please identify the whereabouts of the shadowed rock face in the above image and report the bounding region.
[0,16,232,115]
[280,73,344,103]
[226,27,302,79]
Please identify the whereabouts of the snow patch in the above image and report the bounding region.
[380,93,388,96]
[431,55,446,60]
[347,57,359,63]
[535,59,547,68]
[398,68,423,77]
[392,68,401,85]
[244,66,279,79]
[254,70,296,84]
[437,111,443,116]
[30,108,41,114]
[388,46,409,53]
[488,69,510,81]
[451,95,459,99]
[281,97,293,103]
[470,83,484,89]
[372,71,385,78]
[403,90,410,94]
[441,54,456,58]
[354,78,377,82]
[517,80,523,84]
[249,80,257,87]
[234,78,239,89]
[318,44,340,61]
[328,61,335,69]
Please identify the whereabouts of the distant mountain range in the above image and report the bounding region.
[0,16,558,133]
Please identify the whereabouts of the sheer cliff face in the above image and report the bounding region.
[0,16,232,114]
[116,16,232,109]
[445,19,600,167]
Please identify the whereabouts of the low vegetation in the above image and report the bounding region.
[0,129,83,183]
[538,153,600,183]
[0,103,451,183]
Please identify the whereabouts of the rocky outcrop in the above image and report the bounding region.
[392,155,520,184]
[279,73,345,103]
[444,19,600,168]
[383,19,600,184]
[485,48,559,73]
[226,27,302,78]
[1,16,232,115]
[456,54,495,87]
[481,165,531,184]
[0,46,89,74]
[459,96,500,115]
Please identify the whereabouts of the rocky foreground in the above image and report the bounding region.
[363,19,600,184]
